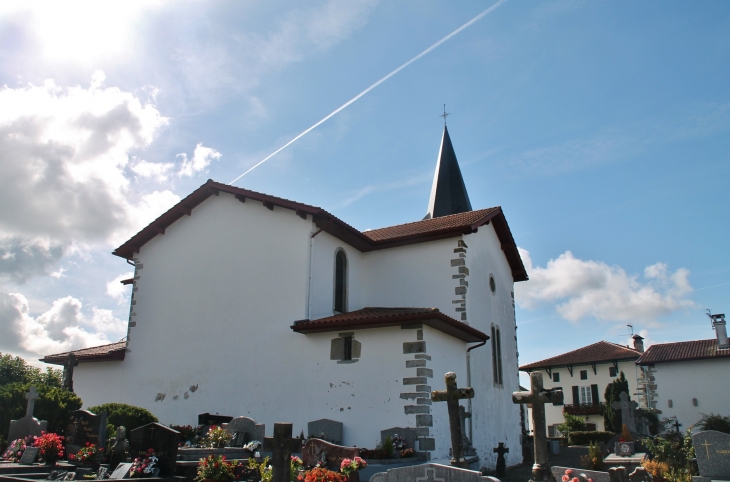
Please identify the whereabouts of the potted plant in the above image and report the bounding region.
[339,457,367,482]
[69,442,103,469]
[195,454,239,482]
[299,467,346,482]
[204,426,232,449]
[33,433,64,466]
[129,449,159,478]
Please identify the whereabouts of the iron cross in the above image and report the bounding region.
[440,104,450,126]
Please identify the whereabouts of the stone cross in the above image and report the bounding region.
[611,392,638,432]
[25,386,39,417]
[63,353,78,392]
[493,443,509,475]
[512,372,563,482]
[263,423,302,482]
[431,372,474,468]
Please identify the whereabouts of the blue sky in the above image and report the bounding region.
[0,1,728,381]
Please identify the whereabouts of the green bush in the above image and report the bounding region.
[0,382,82,440]
[0,353,63,388]
[382,436,394,458]
[86,403,158,432]
[557,413,586,436]
[697,414,730,434]
[642,432,696,482]
[604,372,629,433]
[568,431,616,445]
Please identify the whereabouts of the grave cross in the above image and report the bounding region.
[493,443,509,475]
[611,392,638,432]
[63,353,78,392]
[431,372,474,468]
[263,423,303,482]
[25,386,39,417]
[512,372,563,482]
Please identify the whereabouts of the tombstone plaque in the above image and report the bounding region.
[129,423,180,477]
[66,410,108,457]
[109,462,133,480]
[302,439,359,471]
[308,419,343,445]
[692,430,730,481]
[226,417,265,447]
[19,447,40,465]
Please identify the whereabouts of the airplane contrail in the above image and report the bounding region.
[229,0,507,185]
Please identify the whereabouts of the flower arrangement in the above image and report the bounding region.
[130,449,158,477]
[619,424,633,442]
[561,468,593,482]
[33,433,64,459]
[248,456,272,482]
[339,457,367,477]
[390,435,407,451]
[399,448,414,458]
[204,426,232,449]
[243,440,261,452]
[298,467,347,482]
[69,443,103,463]
[3,437,31,462]
[195,454,239,481]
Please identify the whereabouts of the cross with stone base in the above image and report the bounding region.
[611,392,638,432]
[25,386,39,418]
[263,423,303,482]
[431,372,474,468]
[512,372,563,482]
[493,443,509,475]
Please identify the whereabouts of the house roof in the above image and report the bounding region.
[425,126,472,219]
[291,307,488,343]
[519,341,641,371]
[113,180,528,282]
[636,339,730,365]
[41,341,126,365]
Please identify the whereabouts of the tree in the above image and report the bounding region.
[698,413,730,434]
[557,413,586,436]
[603,371,629,433]
[87,403,158,432]
[0,353,62,387]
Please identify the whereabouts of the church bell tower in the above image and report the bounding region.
[424,125,472,219]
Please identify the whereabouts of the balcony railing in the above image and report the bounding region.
[563,403,605,415]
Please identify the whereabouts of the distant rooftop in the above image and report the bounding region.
[636,339,730,365]
[520,341,641,371]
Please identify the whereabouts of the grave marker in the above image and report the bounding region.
[302,439,359,471]
[369,462,499,482]
[430,372,474,468]
[263,423,304,482]
[692,430,730,481]
[513,372,563,482]
[19,447,40,465]
[109,462,133,480]
[129,423,180,477]
[66,410,108,458]
[8,386,48,442]
[226,417,265,447]
[611,392,638,433]
[493,443,508,475]
[308,419,343,445]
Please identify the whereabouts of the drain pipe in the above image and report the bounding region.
[466,340,488,443]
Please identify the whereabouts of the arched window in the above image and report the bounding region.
[334,249,348,313]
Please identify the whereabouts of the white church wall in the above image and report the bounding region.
[650,357,730,429]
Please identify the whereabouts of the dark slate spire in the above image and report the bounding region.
[425,126,472,219]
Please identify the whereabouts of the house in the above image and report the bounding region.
[635,313,730,429]
[519,338,643,435]
[42,126,528,469]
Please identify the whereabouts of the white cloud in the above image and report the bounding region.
[130,159,175,182]
[0,292,126,356]
[178,143,222,177]
[106,272,134,304]
[516,248,694,323]
[0,238,68,284]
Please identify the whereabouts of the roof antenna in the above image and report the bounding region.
[440,104,450,126]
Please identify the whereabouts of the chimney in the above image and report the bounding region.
[632,334,645,353]
[711,313,729,349]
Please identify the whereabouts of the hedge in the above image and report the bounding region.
[568,431,616,445]
[86,403,158,432]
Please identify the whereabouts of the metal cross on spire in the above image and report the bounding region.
[440,104,450,126]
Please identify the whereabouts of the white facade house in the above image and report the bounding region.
[635,314,730,430]
[520,340,642,435]
[43,127,529,470]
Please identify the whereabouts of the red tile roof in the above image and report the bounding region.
[636,339,730,365]
[520,341,641,371]
[113,180,528,282]
[41,341,126,365]
[291,307,488,343]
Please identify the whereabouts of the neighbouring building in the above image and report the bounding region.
[42,126,529,469]
[635,313,730,429]
[519,338,643,435]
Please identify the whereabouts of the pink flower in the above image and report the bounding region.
[566,470,573,476]
[571,477,580,482]
[562,476,569,482]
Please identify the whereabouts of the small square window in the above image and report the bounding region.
[553,372,560,383]
[580,370,588,380]
[609,366,617,377]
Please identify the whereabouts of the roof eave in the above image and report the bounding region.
[520,355,640,371]
[41,350,126,366]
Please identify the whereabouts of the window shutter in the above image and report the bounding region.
[553,387,564,405]
[572,386,579,405]
[330,338,344,360]
[591,384,599,405]
[351,339,362,359]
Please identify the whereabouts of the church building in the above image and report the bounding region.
[43,126,528,469]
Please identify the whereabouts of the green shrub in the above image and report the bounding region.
[580,441,604,470]
[604,372,629,433]
[557,413,586,436]
[568,431,616,445]
[697,414,730,434]
[642,432,695,482]
[382,436,394,458]
[0,382,82,440]
[86,403,158,432]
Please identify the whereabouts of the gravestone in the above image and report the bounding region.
[493,443,508,476]
[302,439,359,471]
[66,410,108,457]
[513,372,563,482]
[459,406,475,456]
[8,386,48,442]
[226,417,265,447]
[369,462,499,482]
[692,430,730,482]
[19,447,40,465]
[129,423,180,477]
[431,372,475,468]
[308,419,343,445]
[109,462,133,480]
[611,393,638,433]
[263,423,305,482]
[198,413,233,425]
